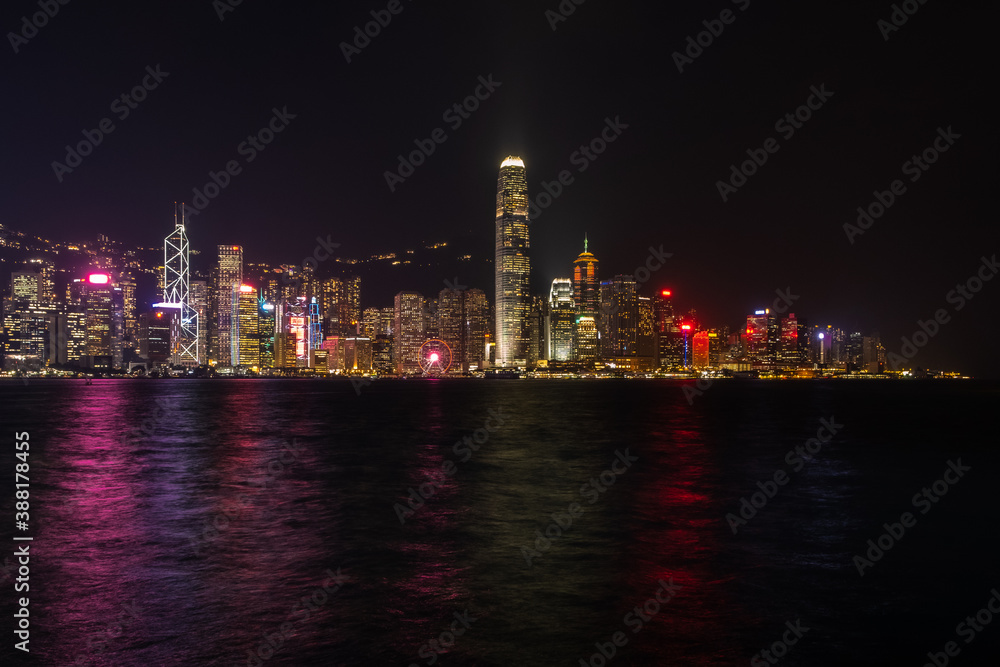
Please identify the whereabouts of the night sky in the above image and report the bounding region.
[3,1,996,376]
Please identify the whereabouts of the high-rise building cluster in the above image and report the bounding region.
[1,156,892,377]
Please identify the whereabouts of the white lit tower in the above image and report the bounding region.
[163,204,200,366]
[494,156,531,367]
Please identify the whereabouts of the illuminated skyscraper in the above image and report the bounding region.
[1,298,57,371]
[779,313,802,367]
[276,297,311,368]
[436,287,490,372]
[638,295,655,362]
[119,272,138,357]
[26,259,55,303]
[463,288,488,371]
[655,290,677,333]
[48,311,86,366]
[10,272,42,300]
[394,291,426,374]
[111,283,125,369]
[207,268,219,363]
[343,337,373,373]
[318,276,361,337]
[437,288,464,372]
[527,295,546,367]
[572,237,600,315]
[494,156,531,367]
[547,278,575,362]
[745,309,771,365]
[83,273,116,370]
[767,312,781,366]
[309,298,322,351]
[811,325,845,367]
[575,315,598,363]
[163,207,199,366]
[259,300,276,368]
[215,245,243,366]
[361,307,392,339]
[693,331,711,368]
[572,238,600,363]
[190,280,209,364]
[237,285,260,368]
[658,333,683,369]
[373,334,393,374]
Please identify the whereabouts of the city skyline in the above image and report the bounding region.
[0,201,945,377]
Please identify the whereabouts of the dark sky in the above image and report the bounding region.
[3,1,996,376]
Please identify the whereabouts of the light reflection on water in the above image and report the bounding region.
[1,379,998,666]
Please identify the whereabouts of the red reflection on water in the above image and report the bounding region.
[623,418,746,664]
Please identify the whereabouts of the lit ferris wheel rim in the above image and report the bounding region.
[419,339,453,374]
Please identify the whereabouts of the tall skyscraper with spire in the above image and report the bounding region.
[572,235,599,313]
[494,156,531,367]
[572,237,600,363]
[162,204,199,366]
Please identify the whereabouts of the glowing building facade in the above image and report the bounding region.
[276,297,311,368]
[693,331,711,368]
[259,300,276,369]
[318,275,362,337]
[547,278,575,362]
[745,309,771,365]
[237,285,260,368]
[83,273,119,370]
[190,280,209,364]
[1,299,57,371]
[394,291,426,374]
[215,245,243,366]
[494,156,531,367]
[11,272,42,300]
[572,237,600,316]
[434,287,488,372]
[48,311,86,366]
[463,288,488,371]
[572,239,600,363]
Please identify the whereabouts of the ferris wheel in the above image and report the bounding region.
[418,339,453,374]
